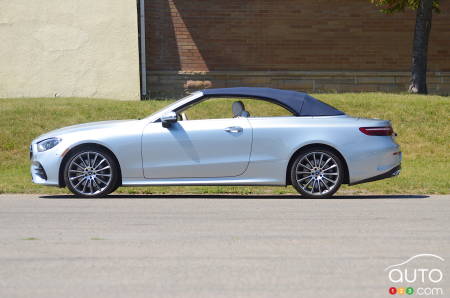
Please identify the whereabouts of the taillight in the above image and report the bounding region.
[359,126,393,136]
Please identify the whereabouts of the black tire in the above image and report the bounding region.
[63,146,120,198]
[291,147,343,199]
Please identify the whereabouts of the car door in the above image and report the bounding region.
[142,117,252,179]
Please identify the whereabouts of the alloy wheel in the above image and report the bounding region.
[67,151,113,196]
[295,151,340,196]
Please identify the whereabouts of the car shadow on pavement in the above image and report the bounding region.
[39,194,429,200]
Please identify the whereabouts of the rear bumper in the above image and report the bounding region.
[349,164,401,186]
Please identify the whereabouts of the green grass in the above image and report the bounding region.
[0,93,449,195]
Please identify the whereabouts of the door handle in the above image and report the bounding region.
[224,126,243,133]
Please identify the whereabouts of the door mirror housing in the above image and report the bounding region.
[161,112,177,128]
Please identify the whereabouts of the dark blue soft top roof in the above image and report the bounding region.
[202,87,344,116]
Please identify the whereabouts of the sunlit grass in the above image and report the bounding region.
[0,93,448,195]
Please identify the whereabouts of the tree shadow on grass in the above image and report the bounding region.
[39,194,429,200]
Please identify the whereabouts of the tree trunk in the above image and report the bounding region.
[409,0,433,94]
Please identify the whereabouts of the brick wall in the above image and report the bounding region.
[146,0,450,96]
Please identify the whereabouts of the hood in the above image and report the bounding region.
[33,120,139,143]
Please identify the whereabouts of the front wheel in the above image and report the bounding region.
[64,147,120,197]
[291,148,343,199]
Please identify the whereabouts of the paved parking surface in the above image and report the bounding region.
[0,194,449,298]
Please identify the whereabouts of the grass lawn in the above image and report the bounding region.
[0,93,449,195]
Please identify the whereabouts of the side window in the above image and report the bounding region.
[179,97,295,121]
[239,98,294,117]
[180,98,234,120]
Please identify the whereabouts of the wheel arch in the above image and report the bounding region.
[58,143,122,187]
[286,143,349,185]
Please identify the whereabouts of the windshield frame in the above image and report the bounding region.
[144,92,203,122]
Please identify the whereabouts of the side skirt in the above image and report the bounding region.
[122,177,283,187]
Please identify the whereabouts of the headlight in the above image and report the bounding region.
[37,138,61,152]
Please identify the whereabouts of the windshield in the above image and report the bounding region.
[145,92,201,120]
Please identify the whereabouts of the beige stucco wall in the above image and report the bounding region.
[0,0,141,100]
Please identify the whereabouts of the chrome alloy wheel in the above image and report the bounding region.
[67,152,112,196]
[295,152,340,196]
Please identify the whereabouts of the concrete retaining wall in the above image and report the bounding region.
[148,71,450,98]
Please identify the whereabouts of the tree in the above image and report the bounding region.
[371,0,440,94]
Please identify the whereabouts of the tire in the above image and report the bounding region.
[64,146,120,198]
[291,148,343,199]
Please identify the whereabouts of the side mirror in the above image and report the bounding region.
[161,112,177,128]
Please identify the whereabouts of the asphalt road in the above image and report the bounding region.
[0,194,449,298]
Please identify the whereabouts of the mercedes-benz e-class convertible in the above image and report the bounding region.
[30,87,401,198]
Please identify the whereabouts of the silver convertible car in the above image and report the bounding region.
[30,87,401,198]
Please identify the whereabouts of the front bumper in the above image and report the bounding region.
[349,164,401,186]
[30,143,63,186]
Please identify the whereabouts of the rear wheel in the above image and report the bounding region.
[64,147,119,197]
[291,148,343,199]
